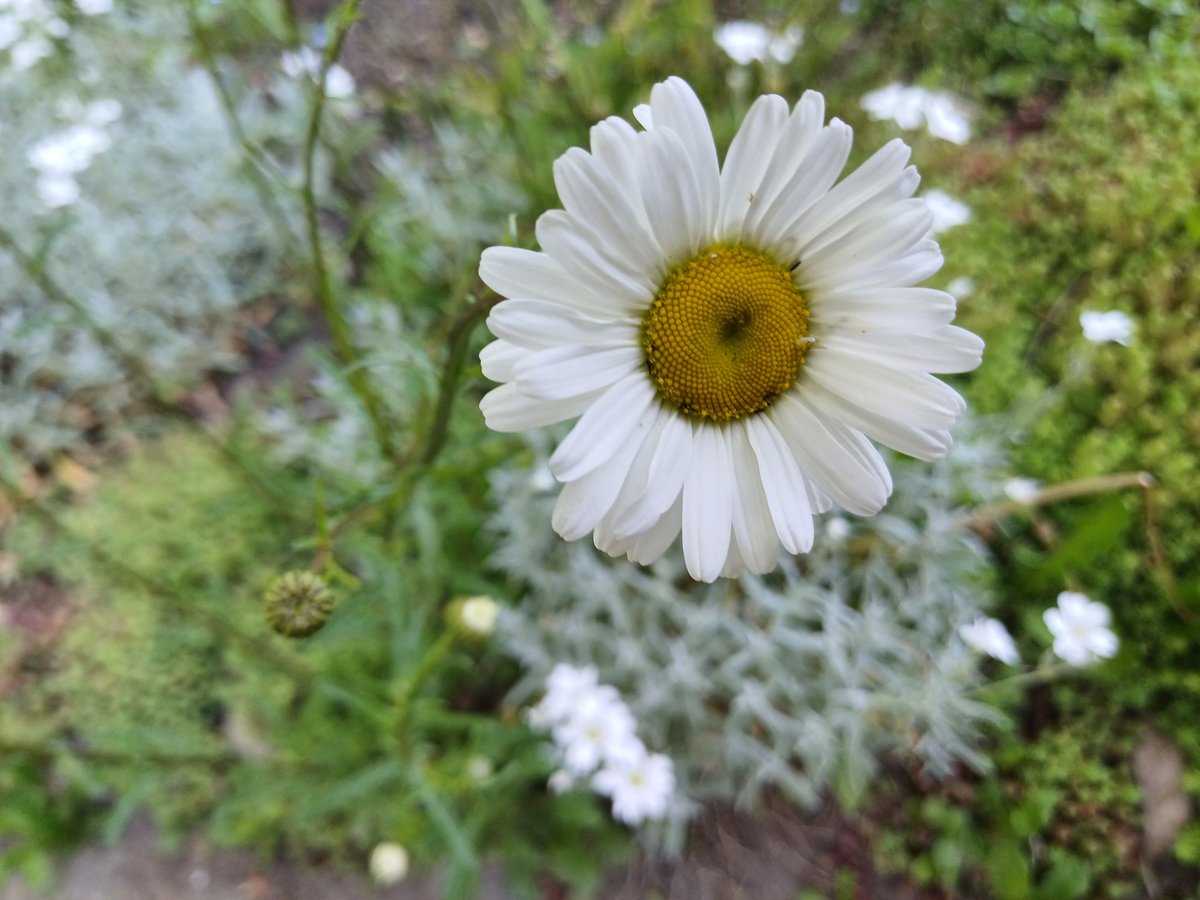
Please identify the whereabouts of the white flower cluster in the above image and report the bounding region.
[713,20,804,66]
[924,189,972,235]
[861,83,971,144]
[1080,309,1135,346]
[26,99,122,209]
[280,46,355,99]
[530,664,675,826]
[0,0,109,70]
[959,591,1118,668]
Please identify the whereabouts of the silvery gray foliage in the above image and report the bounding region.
[0,2,306,461]
[493,423,1007,850]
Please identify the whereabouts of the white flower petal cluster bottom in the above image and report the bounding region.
[1044,591,1118,666]
[480,77,982,582]
[530,664,675,826]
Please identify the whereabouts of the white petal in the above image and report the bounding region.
[729,424,780,575]
[797,199,932,289]
[745,415,815,554]
[480,382,597,432]
[549,374,657,481]
[745,91,827,230]
[805,348,966,430]
[553,147,664,282]
[589,116,644,196]
[649,77,720,230]
[610,412,693,541]
[552,411,661,541]
[682,425,734,582]
[638,128,707,264]
[536,210,655,312]
[810,287,957,332]
[770,395,892,516]
[514,344,642,401]
[479,339,523,381]
[745,119,852,252]
[821,327,983,374]
[480,246,606,313]
[717,93,789,238]
[801,380,952,461]
[488,298,635,349]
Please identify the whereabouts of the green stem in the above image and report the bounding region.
[421,291,502,467]
[971,661,1079,696]
[393,632,457,742]
[299,0,397,464]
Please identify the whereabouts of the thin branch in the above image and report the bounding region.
[299,0,398,464]
[954,471,1156,531]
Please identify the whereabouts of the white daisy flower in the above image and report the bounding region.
[1079,310,1134,346]
[1043,591,1118,666]
[958,616,1018,665]
[593,750,676,826]
[479,77,983,582]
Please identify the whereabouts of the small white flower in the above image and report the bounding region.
[36,173,80,208]
[924,189,971,235]
[75,0,113,13]
[466,755,494,781]
[824,516,850,541]
[1043,591,1118,666]
[946,276,975,300]
[368,842,409,886]
[553,687,642,774]
[11,34,51,69]
[593,750,675,826]
[324,63,355,99]
[547,768,576,794]
[281,46,320,78]
[861,83,971,144]
[1004,477,1041,504]
[528,663,599,729]
[458,595,499,638]
[958,616,1018,665]
[28,124,111,176]
[1080,310,1134,346]
[714,20,804,66]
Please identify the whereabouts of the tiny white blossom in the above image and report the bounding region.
[11,34,51,69]
[553,687,642,775]
[593,750,675,826]
[946,276,976,300]
[925,189,971,235]
[36,173,80,208]
[1043,591,1118,666]
[528,663,600,729]
[1080,310,1134,346]
[75,0,113,13]
[861,83,971,144]
[324,63,355,99]
[713,20,803,66]
[958,616,1019,665]
[368,842,409,886]
[547,769,576,794]
[1004,477,1042,504]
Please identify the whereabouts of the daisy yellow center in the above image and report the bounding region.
[642,245,810,421]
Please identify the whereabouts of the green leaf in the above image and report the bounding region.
[986,840,1033,900]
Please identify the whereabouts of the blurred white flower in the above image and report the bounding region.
[713,20,804,66]
[281,46,355,98]
[946,276,976,300]
[925,189,971,234]
[368,842,409,886]
[75,0,113,13]
[861,83,971,144]
[84,98,123,127]
[1004,477,1041,504]
[547,769,575,794]
[528,662,599,728]
[958,616,1018,665]
[35,173,81,208]
[11,33,51,68]
[466,755,494,781]
[1080,310,1134,346]
[824,516,850,541]
[1044,591,1118,666]
[552,686,642,774]
[593,750,675,825]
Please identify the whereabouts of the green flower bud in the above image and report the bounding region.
[444,594,499,643]
[264,570,332,638]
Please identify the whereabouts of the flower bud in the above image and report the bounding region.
[444,594,499,643]
[368,842,409,886]
[264,570,332,638]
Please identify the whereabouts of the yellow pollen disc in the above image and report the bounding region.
[642,244,810,422]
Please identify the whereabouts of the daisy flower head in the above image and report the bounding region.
[479,77,983,582]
